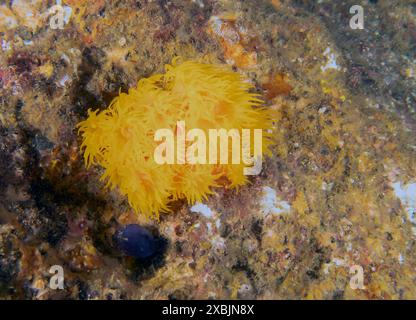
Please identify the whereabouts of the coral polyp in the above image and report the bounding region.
[77,59,275,219]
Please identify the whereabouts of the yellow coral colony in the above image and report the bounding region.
[77,59,275,219]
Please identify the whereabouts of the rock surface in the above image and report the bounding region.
[0,0,415,299]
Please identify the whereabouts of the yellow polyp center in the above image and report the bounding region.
[120,126,133,139]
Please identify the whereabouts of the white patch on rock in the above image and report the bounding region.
[260,186,291,216]
[392,181,416,223]
[63,5,72,24]
[57,74,71,87]
[1,40,11,51]
[190,202,214,218]
[215,218,221,229]
[321,47,340,72]
[192,0,204,8]
[332,258,346,267]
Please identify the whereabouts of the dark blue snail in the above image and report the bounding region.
[115,224,158,259]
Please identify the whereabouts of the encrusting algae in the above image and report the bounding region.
[77,59,275,219]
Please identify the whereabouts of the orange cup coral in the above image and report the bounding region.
[77,59,275,219]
